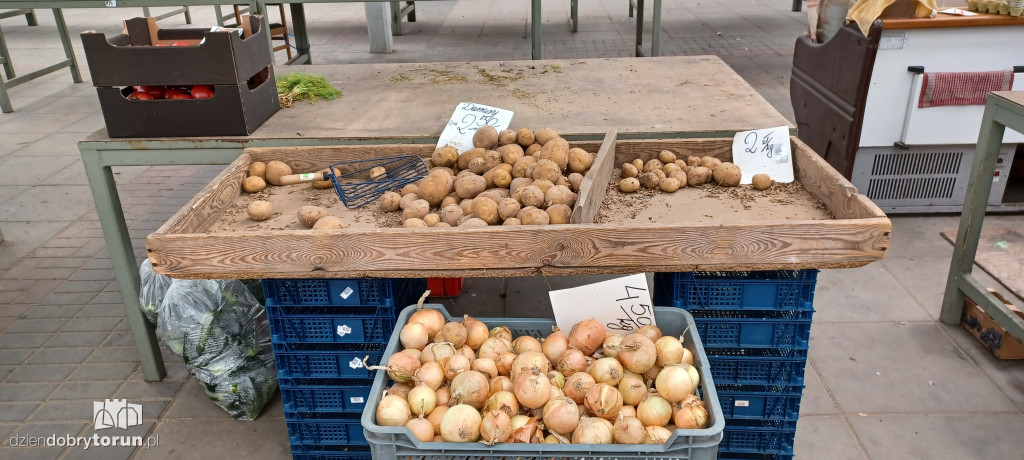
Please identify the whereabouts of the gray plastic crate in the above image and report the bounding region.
[361,305,724,460]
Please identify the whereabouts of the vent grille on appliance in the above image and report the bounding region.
[866,177,957,200]
[870,151,964,176]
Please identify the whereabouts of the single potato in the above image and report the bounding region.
[247,201,274,221]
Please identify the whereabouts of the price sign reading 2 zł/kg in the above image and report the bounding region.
[732,125,794,184]
[549,274,656,334]
[436,102,514,154]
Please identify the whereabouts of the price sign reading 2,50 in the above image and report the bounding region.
[607,285,654,332]
[743,130,779,158]
[454,103,501,135]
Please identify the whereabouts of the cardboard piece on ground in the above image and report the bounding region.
[962,289,1024,359]
[940,226,1024,300]
[549,273,656,334]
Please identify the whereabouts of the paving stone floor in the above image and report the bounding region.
[1,1,1023,459]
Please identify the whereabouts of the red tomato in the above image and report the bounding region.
[155,44,168,47]
[171,41,191,47]
[165,89,191,99]
[190,85,214,99]
[127,92,154,100]
[138,85,165,99]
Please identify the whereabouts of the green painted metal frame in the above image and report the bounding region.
[628,0,662,57]
[141,5,192,22]
[0,7,81,113]
[940,92,1024,345]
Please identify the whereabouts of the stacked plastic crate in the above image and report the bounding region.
[654,270,816,460]
[262,278,426,460]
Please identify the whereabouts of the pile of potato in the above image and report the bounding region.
[241,160,348,229]
[618,151,772,193]
[380,126,596,228]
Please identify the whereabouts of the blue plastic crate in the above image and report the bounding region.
[266,305,396,344]
[281,378,374,414]
[690,309,813,349]
[264,279,393,307]
[716,453,793,460]
[290,446,372,460]
[707,348,809,386]
[273,342,384,380]
[719,420,796,455]
[654,271,817,310]
[286,412,367,446]
[716,385,804,421]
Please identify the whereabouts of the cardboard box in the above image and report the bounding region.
[962,289,1024,359]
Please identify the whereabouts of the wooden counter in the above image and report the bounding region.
[883,12,1024,29]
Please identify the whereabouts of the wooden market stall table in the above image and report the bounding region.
[79,56,861,382]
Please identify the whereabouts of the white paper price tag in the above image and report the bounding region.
[436,102,514,153]
[549,274,655,334]
[735,400,750,407]
[732,126,794,184]
[350,397,365,404]
[340,286,354,300]
[105,0,116,6]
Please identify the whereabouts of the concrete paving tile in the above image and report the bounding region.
[134,418,290,460]
[61,422,157,460]
[101,332,134,347]
[942,324,1024,412]
[0,333,53,349]
[5,319,68,334]
[44,332,110,348]
[0,315,13,332]
[0,154,79,185]
[161,381,235,420]
[0,446,67,460]
[69,363,138,382]
[793,415,867,460]
[55,280,110,294]
[0,112,91,134]
[77,304,125,318]
[28,347,93,365]
[505,274,629,318]
[848,414,1024,458]
[61,318,121,333]
[813,263,931,323]
[86,347,137,364]
[5,364,77,383]
[50,381,122,401]
[800,361,838,416]
[0,221,71,271]
[0,383,58,401]
[7,422,87,440]
[811,323,1013,414]
[439,277,506,318]
[29,400,95,422]
[0,348,33,365]
[0,402,39,422]
[37,292,97,306]
[0,132,47,157]
[114,380,184,401]
[886,215,958,259]
[23,304,84,319]
[0,185,95,223]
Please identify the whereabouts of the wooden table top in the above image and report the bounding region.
[883,11,1024,30]
[83,56,792,143]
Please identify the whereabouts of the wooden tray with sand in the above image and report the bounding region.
[146,132,890,279]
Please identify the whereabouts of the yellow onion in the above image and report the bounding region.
[440,322,468,349]
[432,434,442,442]
[654,336,685,367]
[588,357,624,386]
[682,393,705,408]
[637,394,673,427]
[479,409,513,445]
[513,368,552,409]
[444,354,471,381]
[569,319,606,356]
[490,326,512,342]
[408,384,437,416]
[636,324,663,342]
[478,337,511,361]
[450,371,490,409]
[406,417,434,442]
[512,336,543,354]
[564,372,596,404]
[683,362,700,388]
[389,382,412,400]
[460,345,475,361]
[427,406,448,435]
[376,394,411,426]
[556,349,588,377]
[655,365,695,403]
[602,334,625,359]
[404,348,421,361]
[619,405,637,418]
[645,365,662,382]
[572,417,614,444]
[511,351,550,381]
[489,376,513,396]
[410,307,445,337]
[682,347,694,366]
[440,404,481,442]
[674,400,708,429]
[372,352,422,383]
[542,327,570,364]
[643,425,673,444]
[421,342,456,367]
[462,315,490,349]
[497,352,517,377]
[435,387,450,406]
[544,433,571,444]
[613,415,646,444]
[617,334,657,374]
[618,372,648,406]
[401,323,430,350]
[471,358,499,379]
[547,370,566,389]
[510,414,532,432]
[584,383,623,420]
[415,361,445,390]
[483,390,520,417]
[510,416,544,443]
[543,396,581,435]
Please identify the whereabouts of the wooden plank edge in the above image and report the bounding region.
[791,136,888,221]
[151,152,250,237]
[573,129,617,224]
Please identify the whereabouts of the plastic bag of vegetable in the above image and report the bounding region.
[156,279,277,420]
[138,258,173,324]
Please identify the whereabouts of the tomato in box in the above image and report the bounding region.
[190,85,214,99]
[127,92,153,100]
[165,89,191,99]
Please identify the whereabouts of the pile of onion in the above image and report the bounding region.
[371,301,708,446]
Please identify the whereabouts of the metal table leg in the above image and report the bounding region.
[53,9,82,84]
[651,0,661,56]
[571,0,578,33]
[634,0,644,57]
[531,0,541,59]
[0,20,13,80]
[287,3,312,64]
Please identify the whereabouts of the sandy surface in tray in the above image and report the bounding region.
[208,183,402,233]
[594,170,833,224]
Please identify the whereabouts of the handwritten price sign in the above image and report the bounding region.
[436,102,514,153]
[549,274,656,334]
[731,126,794,184]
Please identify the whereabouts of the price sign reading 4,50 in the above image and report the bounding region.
[607,285,653,332]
